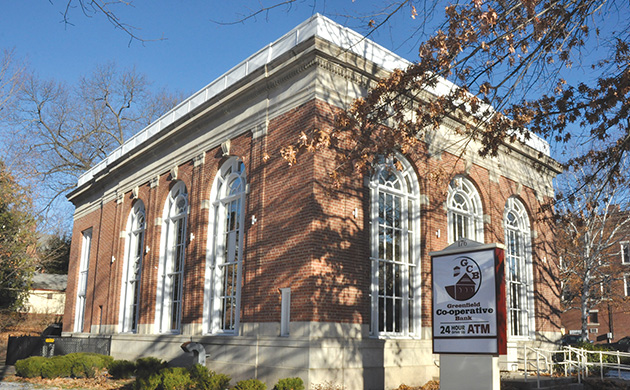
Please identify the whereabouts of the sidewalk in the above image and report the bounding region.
[0,366,58,390]
[0,383,41,390]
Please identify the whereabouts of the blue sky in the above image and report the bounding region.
[1,1,427,98]
[0,1,433,229]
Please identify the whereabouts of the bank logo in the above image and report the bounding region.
[445,256,481,301]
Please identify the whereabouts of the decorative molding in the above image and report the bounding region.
[132,186,139,199]
[483,214,491,224]
[221,139,231,156]
[201,200,211,210]
[265,58,319,91]
[155,217,162,226]
[419,194,430,206]
[193,152,206,167]
[116,191,124,205]
[516,183,523,196]
[150,175,160,188]
[252,122,268,139]
[464,159,472,175]
[489,169,500,183]
[170,166,178,181]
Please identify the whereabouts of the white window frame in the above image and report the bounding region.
[621,242,630,264]
[119,201,146,333]
[504,197,535,339]
[74,228,92,333]
[588,310,599,325]
[447,176,484,243]
[624,274,630,297]
[155,181,188,334]
[203,157,246,335]
[369,155,421,338]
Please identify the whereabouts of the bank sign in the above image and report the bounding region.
[431,240,506,355]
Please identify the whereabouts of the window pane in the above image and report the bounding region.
[395,299,402,333]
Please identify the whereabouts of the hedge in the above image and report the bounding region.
[15,353,112,379]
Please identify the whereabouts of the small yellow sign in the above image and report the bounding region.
[45,338,55,343]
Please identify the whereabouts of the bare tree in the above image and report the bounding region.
[7,62,182,214]
[556,161,630,341]
[57,0,163,44]
[0,48,25,122]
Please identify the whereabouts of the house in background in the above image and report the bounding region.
[63,14,562,389]
[24,273,67,318]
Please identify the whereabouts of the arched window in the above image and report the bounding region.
[156,181,188,334]
[204,157,247,334]
[369,155,420,337]
[447,176,484,243]
[119,201,145,333]
[504,197,534,338]
[74,228,92,333]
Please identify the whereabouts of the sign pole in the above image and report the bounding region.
[430,239,506,390]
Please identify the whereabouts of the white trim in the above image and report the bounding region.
[447,176,484,244]
[119,201,145,333]
[155,181,188,334]
[621,241,629,264]
[504,197,535,339]
[74,228,92,333]
[203,157,247,335]
[369,154,421,337]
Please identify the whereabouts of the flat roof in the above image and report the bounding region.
[76,13,550,188]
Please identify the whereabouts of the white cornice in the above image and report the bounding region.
[74,13,552,192]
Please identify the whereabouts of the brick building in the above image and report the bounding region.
[63,15,562,389]
[561,213,630,344]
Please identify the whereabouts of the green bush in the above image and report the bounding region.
[15,356,47,378]
[109,359,137,379]
[274,377,304,390]
[62,352,113,378]
[40,356,71,379]
[15,353,114,379]
[234,378,267,390]
[207,373,231,390]
[187,364,231,390]
[135,373,162,390]
[135,357,167,379]
[158,367,193,390]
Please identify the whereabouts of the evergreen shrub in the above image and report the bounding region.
[274,377,304,390]
[15,356,47,378]
[187,364,231,390]
[158,367,193,390]
[234,378,267,390]
[40,356,71,378]
[135,357,167,379]
[109,359,137,379]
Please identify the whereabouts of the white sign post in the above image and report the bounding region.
[431,239,506,390]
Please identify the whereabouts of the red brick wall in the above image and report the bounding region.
[64,97,560,335]
[563,279,630,343]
